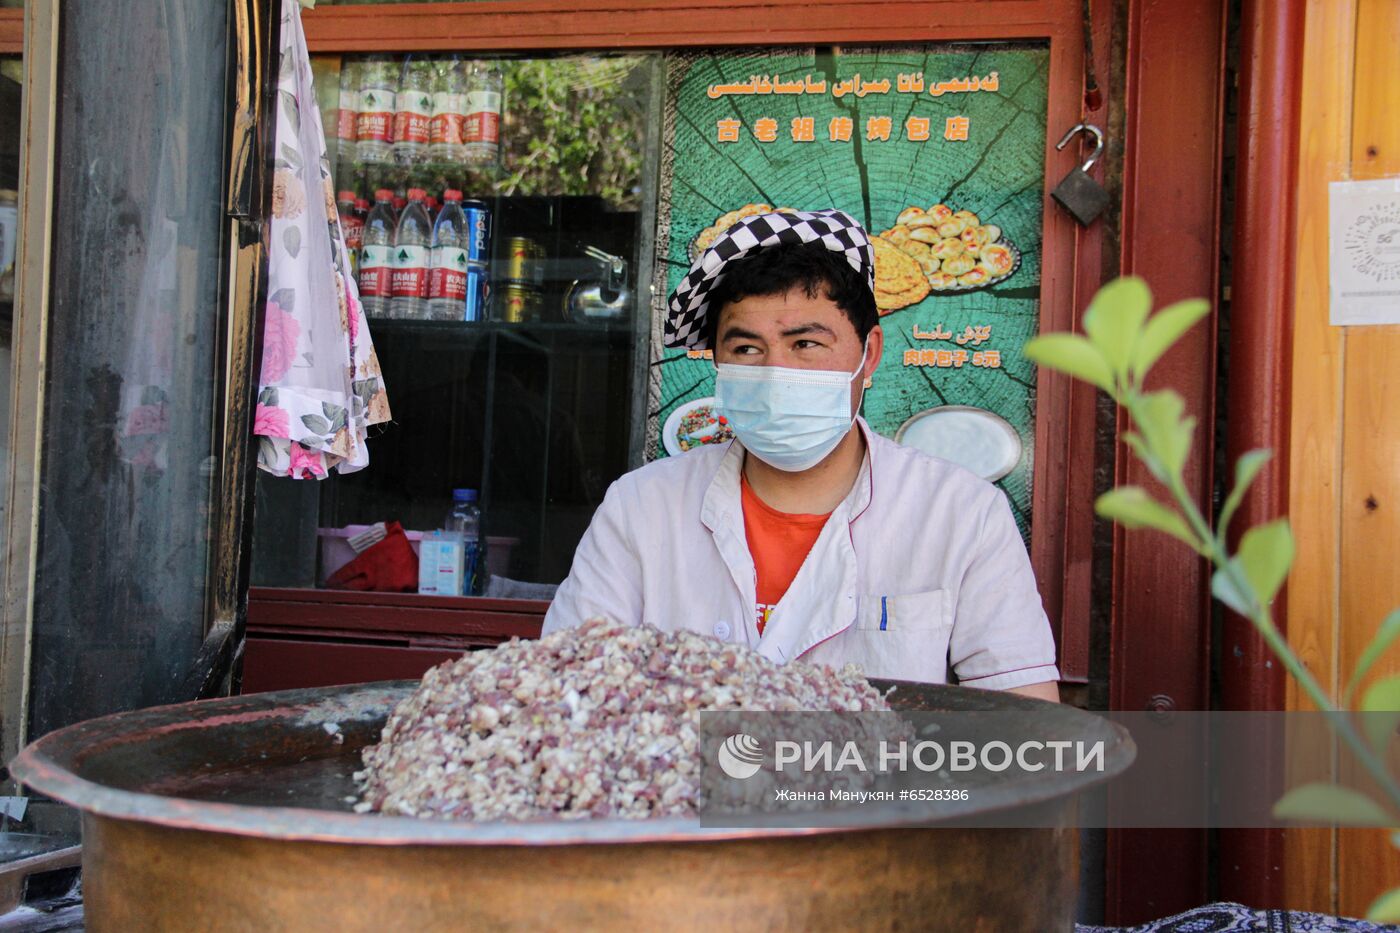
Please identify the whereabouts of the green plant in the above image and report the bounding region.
[1024,276,1400,922]
[498,56,649,209]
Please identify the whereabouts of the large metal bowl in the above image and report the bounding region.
[11,680,1133,931]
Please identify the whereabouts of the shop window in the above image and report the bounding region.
[251,41,1050,605]
[250,52,661,596]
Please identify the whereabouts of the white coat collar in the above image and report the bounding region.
[699,416,876,532]
[699,418,877,663]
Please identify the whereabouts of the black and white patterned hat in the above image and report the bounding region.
[664,208,875,350]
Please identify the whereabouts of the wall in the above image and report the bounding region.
[1287,0,1400,916]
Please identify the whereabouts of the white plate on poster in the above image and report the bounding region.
[894,405,1022,481]
[662,397,735,457]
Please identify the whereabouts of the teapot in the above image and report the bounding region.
[564,245,631,322]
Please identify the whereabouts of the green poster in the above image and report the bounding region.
[649,44,1050,538]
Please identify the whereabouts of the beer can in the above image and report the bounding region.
[503,236,541,286]
[463,263,489,322]
[499,283,540,323]
[461,199,491,264]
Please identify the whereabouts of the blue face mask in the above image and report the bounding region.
[713,339,869,473]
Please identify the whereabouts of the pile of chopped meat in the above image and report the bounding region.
[355,619,892,821]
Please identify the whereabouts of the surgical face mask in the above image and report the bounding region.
[713,339,869,473]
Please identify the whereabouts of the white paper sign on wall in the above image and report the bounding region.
[1329,177,1400,325]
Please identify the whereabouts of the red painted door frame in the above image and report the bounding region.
[1107,0,1229,924]
[1217,0,1305,910]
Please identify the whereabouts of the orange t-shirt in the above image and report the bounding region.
[740,472,833,635]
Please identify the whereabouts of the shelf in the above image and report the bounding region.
[333,158,500,177]
[364,317,630,337]
[247,586,547,641]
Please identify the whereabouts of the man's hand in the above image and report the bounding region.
[1007,681,1059,702]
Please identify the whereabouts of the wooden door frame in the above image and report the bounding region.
[0,0,57,775]
[1106,0,1229,923]
[1217,0,1306,911]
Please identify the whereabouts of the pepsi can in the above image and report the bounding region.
[463,263,489,322]
[461,199,491,264]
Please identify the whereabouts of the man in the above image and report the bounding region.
[544,209,1059,700]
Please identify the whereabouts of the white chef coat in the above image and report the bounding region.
[543,418,1060,690]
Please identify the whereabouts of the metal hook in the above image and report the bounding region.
[1055,123,1105,173]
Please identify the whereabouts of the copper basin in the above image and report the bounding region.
[10,680,1134,932]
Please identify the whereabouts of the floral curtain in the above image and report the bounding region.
[255,0,390,479]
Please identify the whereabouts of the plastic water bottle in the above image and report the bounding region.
[335,59,360,164]
[357,188,396,318]
[390,188,432,320]
[464,60,504,166]
[444,488,484,595]
[429,56,467,163]
[393,57,433,166]
[355,55,395,164]
[337,190,363,275]
[428,190,470,321]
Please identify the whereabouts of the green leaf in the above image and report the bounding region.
[1023,333,1115,391]
[1132,298,1211,380]
[279,90,300,134]
[1360,675,1400,757]
[1237,519,1294,608]
[1367,886,1400,923]
[1218,449,1273,535]
[1082,276,1152,381]
[301,413,333,435]
[1095,487,1200,551]
[280,143,303,171]
[1273,782,1395,826]
[1120,432,1173,486]
[284,225,301,259]
[1211,564,1252,615]
[1346,609,1400,705]
[1132,390,1195,480]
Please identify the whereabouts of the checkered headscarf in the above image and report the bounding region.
[664,209,875,350]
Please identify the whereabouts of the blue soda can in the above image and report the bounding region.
[461,200,491,264]
[463,262,489,322]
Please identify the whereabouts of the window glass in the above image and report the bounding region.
[29,0,227,735]
[250,52,660,595]
[0,57,20,573]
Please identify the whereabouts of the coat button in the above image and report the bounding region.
[713,620,732,640]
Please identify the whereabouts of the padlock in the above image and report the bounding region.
[1051,124,1110,226]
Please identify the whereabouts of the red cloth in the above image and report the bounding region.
[325,521,418,592]
[740,473,832,635]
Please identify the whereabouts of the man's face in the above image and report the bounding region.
[713,284,883,414]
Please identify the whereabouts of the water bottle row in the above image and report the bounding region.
[350,187,491,322]
[336,55,503,168]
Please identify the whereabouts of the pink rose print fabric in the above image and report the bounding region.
[255,0,390,479]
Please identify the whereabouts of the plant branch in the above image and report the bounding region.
[1118,388,1400,815]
